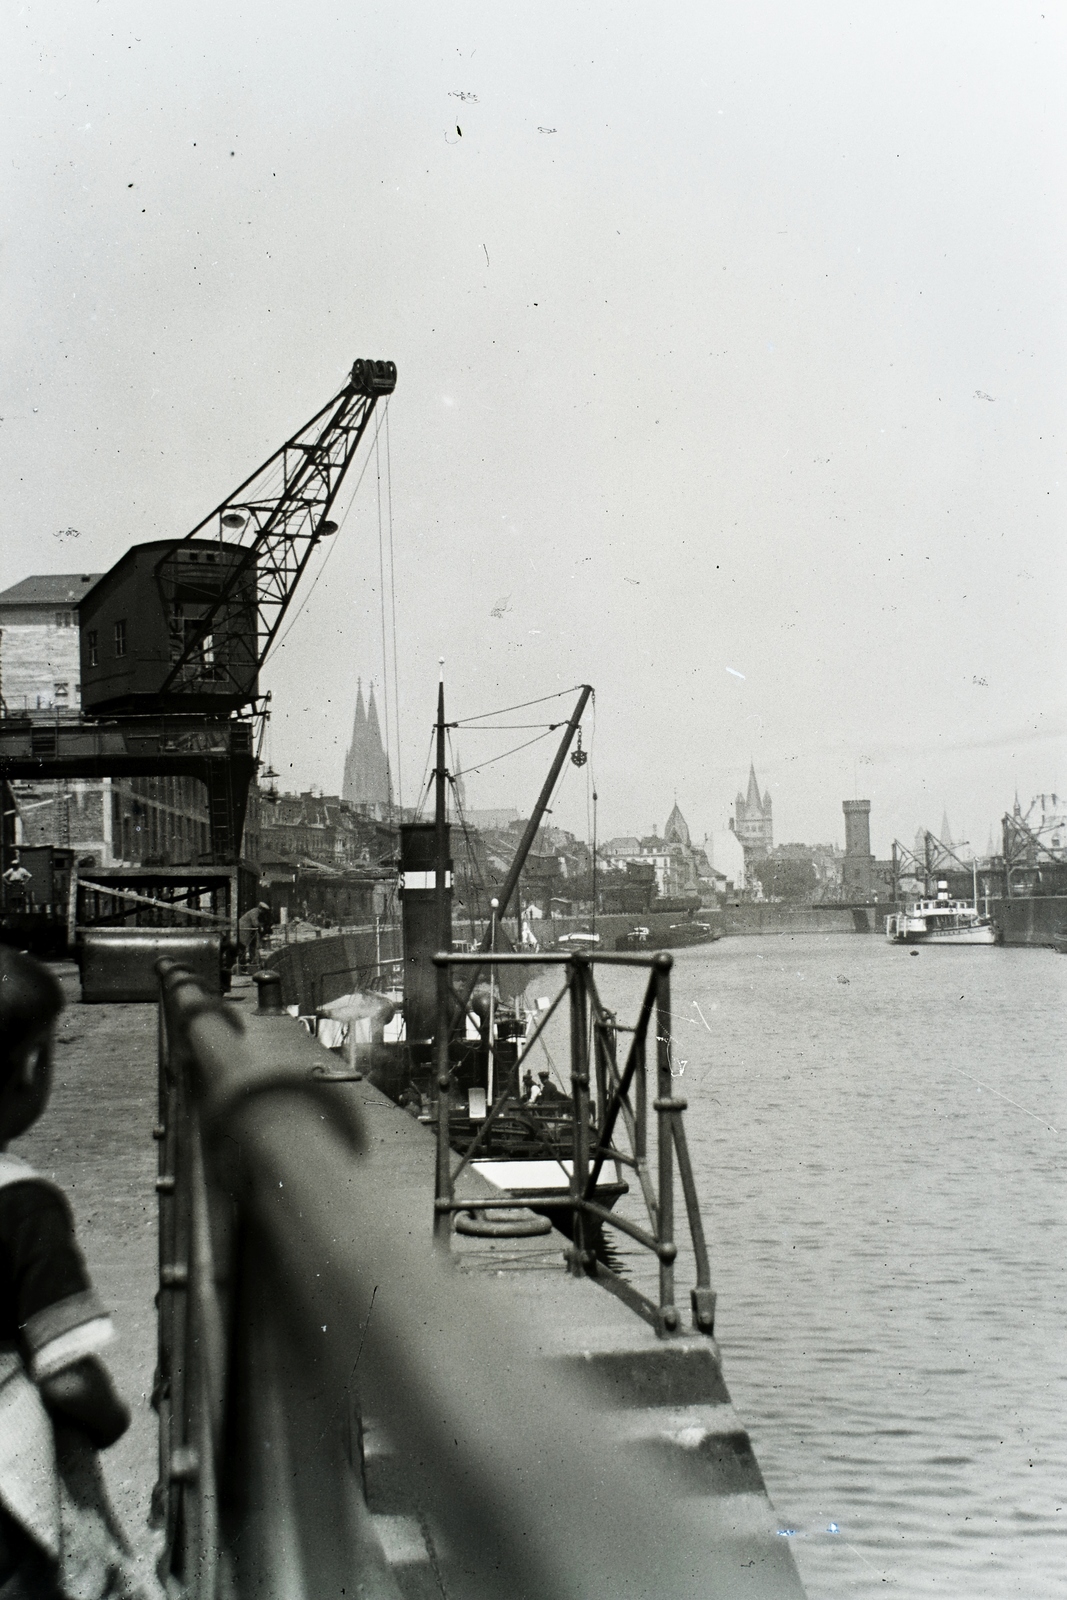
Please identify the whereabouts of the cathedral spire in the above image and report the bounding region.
[342,677,393,813]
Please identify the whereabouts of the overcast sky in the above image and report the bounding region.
[4,2,1064,854]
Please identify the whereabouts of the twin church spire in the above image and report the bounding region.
[342,679,393,814]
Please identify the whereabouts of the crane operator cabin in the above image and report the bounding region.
[78,540,258,717]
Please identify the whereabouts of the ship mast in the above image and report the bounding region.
[433,663,452,1239]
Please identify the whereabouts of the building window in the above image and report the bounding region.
[114,619,127,658]
[54,611,72,628]
[54,682,69,700]
[87,631,98,667]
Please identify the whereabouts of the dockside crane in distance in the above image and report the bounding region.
[79,358,397,719]
[1,358,396,873]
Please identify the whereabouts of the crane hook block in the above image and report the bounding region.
[351,359,397,396]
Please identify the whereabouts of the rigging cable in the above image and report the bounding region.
[261,401,389,668]
[450,722,563,732]
[453,727,558,778]
[589,690,598,933]
[446,734,489,932]
[412,728,436,823]
[385,407,404,812]
[374,422,394,820]
[454,685,588,725]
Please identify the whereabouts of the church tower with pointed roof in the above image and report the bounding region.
[342,678,394,815]
[733,764,773,859]
[664,799,691,849]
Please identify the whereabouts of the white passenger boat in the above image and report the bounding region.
[885,880,998,945]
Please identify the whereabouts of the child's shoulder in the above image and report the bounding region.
[0,1155,110,1379]
[0,1153,43,1190]
[0,1155,72,1236]
[0,1153,65,1202]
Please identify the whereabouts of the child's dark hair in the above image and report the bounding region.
[0,947,65,1072]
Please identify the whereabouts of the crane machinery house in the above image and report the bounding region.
[79,541,258,716]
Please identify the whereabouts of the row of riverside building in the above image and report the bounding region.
[0,572,239,868]
[9,572,1036,923]
[0,575,851,924]
[0,570,399,928]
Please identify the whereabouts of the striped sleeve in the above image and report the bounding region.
[0,1181,115,1380]
[22,1290,114,1382]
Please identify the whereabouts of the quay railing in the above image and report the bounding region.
[152,957,732,1600]
[433,949,717,1339]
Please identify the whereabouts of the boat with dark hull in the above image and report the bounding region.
[616,919,722,952]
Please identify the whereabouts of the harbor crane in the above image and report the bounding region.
[1,358,396,870]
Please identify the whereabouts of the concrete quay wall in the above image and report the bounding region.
[714,895,1067,946]
[719,904,883,936]
[992,895,1067,947]
[264,923,402,1008]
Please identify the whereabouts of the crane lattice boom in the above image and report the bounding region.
[155,358,396,709]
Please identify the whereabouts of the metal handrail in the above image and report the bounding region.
[152,958,737,1599]
[434,949,717,1338]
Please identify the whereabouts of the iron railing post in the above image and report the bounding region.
[568,958,591,1273]
[634,1001,652,1229]
[153,994,176,1535]
[433,998,454,1246]
[653,954,679,1333]
[433,949,714,1340]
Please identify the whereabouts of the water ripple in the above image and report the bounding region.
[587,937,1067,1598]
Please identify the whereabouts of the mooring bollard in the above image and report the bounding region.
[253,969,283,1013]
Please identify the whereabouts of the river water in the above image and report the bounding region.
[568,934,1067,1599]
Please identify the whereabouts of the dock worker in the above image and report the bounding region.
[1,853,33,910]
[237,902,271,968]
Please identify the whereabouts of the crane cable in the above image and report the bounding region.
[454,685,588,726]
[261,401,389,669]
[374,423,394,816]
[385,408,403,812]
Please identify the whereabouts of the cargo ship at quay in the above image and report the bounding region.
[0,358,806,1598]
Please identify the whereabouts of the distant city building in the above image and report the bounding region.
[0,571,223,866]
[838,796,889,902]
[0,572,102,712]
[601,804,714,902]
[705,829,746,895]
[663,800,690,849]
[342,680,393,816]
[261,790,393,870]
[732,765,773,859]
[258,791,397,925]
[463,807,520,831]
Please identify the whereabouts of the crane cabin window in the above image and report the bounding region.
[114,619,127,658]
[87,630,98,667]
